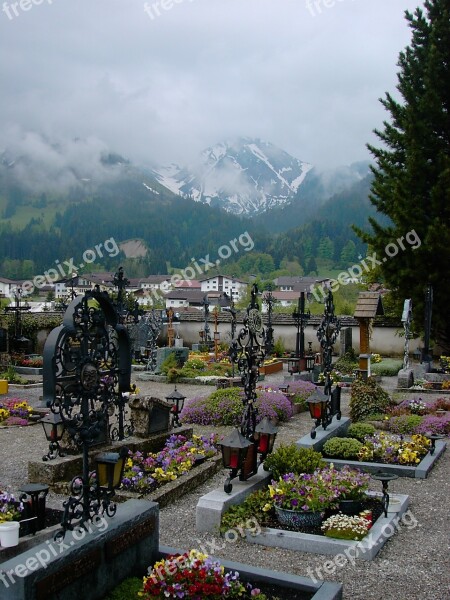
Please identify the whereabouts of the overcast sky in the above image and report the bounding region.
[0,0,422,171]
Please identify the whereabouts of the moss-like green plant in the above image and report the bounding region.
[370,359,403,376]
[104,577,142,599]
[349,377,391,422]
[263,444,325,480]
[322,437,363,460]
[347,423,376,442]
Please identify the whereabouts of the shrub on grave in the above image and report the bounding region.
[323,437,363,460]
[263,444,325,480]
[349,377,391,422]
[334,349,358,375]
[347,423,376,442]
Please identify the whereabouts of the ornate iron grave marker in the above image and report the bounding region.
[309,289,342,438]
[43,288,132,538]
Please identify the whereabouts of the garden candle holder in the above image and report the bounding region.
[370,471,398,517]
[424,432,445,454]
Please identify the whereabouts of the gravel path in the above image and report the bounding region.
[1,370,449,599]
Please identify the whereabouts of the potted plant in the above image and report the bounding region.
[266,469,340,528]
[0,490,24,523]
[140,549,269,599]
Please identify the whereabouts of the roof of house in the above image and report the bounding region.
[354,292,384,319]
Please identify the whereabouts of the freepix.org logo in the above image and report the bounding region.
[2,0,55,21]
[19,237,120,295]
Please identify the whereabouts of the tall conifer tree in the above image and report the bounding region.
[356,0,450,350]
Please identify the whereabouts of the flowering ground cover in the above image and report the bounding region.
[385,396,450,436]
[0,399,34,426]
[121,433,219,494]
[180,387,292,427]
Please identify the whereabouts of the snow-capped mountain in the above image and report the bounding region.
[152,138,313,216]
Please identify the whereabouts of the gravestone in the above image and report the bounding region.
[129,396,172,436]
[155,347,189,374]
[339,327,352,356]
[0,500,159,600]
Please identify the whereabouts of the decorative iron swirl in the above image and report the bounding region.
[316,290,341,395]
[232,284,266,440]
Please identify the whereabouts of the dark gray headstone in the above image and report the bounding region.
[339,327,352,356]
[0,500,158,600]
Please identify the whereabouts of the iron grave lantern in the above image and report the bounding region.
[41,412,65,461]
[288,357,299,375]
[307,390,329,422]
[219,428,254,493]
[95,448,128,492]
[254,417,278,459]
[165,386,186,427]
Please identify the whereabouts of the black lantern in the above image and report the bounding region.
[165,386,186,427]
[307,390,329,420]
[288,357,299,375]
[306,342,315,372]
[254,417,278,459]
[219,429,254,493]
[41,413,65,461]
[95,449,128,491]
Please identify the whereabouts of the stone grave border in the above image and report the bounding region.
[196,466,410,561]
[159,545,343,600]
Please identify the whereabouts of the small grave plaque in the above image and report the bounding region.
[36,548,101,600]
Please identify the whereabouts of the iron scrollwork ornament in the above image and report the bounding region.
[43,289,131,539]
[313,289,342,436]
[235,284,266,441]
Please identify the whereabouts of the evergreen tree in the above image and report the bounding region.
[355,0,450,350]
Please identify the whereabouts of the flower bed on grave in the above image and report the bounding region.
[219,464,383,541]
[102,548,337,600]
[0,399,35,427]
[120,433,219,495]
[383,397,450,436]
[322,422,433,466]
